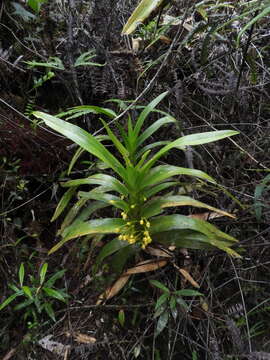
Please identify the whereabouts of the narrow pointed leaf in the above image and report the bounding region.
[42,287,66,302]
[0,293,22,311]
[19,263,25,287]
[143,131,239,171]
[122,0,167,35]
[137,116,176,147]
[33,111,127,180]
[134,91,168,137]
[155,293,169,310]
[22,286,33,299]
[39,263,48,285]
[51,187,76,222]
[156,310,169,335]
[141,195,235,218]
[150,280,170,293]
[140,165,215,190]
[96,238,131,267]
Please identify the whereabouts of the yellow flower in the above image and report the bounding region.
[140,219,144,225]
[131,204,135,209]
[109,200,115,204]
[146,221,150,228]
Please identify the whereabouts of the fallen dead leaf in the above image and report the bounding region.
[177,268,200,289]
[144,246,172,258]
[96,260,167,304]
[188,211,232,220]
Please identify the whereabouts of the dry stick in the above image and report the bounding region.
[230,257,252,353]
[230,10,259,115]
[67,0,83,105]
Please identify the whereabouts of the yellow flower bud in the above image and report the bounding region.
[140,219,144,225]
[131,204,135,209]
[146,221,150,228]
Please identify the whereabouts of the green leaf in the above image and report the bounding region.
[100,119,130,163]
[156,310,169,335]
[134,92,168,138]
[27,0,41,13]
[118,309,125,327]
[141,195,234,218]
[43,302,56,322]
[140,165,215,190]
[111,245,137,274]
[42,287,66,302]
[58,198,87,235]
[39,263,48,285]
[25,57,65,70]
[155,293,169,310]
[150,215,240,257]
[19,263,25,287]
[63,173,129,196]
[96,238,130,267]
[74,51,105,67]
[33,112,127,180]
[137,116,176,147]
[45,269,66,288]
[78,191,128,212]
[49,218,126,254]
[51,187,76,222]
[22,286,33,299]
[237,5,270,47]
[174,289,203,297]
[122,0,167,35]
[68,146,85,175]
[57,106,116,120]
[143,130,239,171]
[150,280,170,293]
[0,293,22,311]
[144,182,179,198]
[14,298,33,310]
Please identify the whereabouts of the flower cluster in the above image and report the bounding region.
[118,214,152,249]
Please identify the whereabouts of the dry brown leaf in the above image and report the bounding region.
[144,246,172,258]
[74,333,97,344]
[177,268,200,289]
[2,349,17,360]
[96,260,167,304]
[188,212,230,220]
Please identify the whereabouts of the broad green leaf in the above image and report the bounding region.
[19,263,25,287]
[140,165,215,190]
[137,116,176,147]
[42,287,66,302]
[122,0,167,35]
[150,280,170,293]
[43,302,56,322]
[155,293,169,310]
[63,173,129,196]
[33,112,127,180]
[174,289,203,297]
[45,269,66,288]
[51,187,76,222]
[150,214,237,243]
[141,195,235,218]
[0,293,22,311]
[69,201,109,226]
[27,0,41,13]
[49,218,126,254]
[134,92,168,138]
[78,191,128,212]
[22,286,33,299]
[143,130,239,171]
[156,310,169,335]
[96,237,130,266]
[39,263,48,285]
